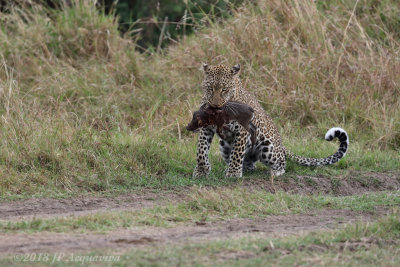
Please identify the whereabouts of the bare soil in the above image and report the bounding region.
[242,171,400,195]
[0,209,388,256]
[0,189,184,221]
[0,172,398,257]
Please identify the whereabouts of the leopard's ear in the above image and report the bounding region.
[202,63,209,73]
[231,64,240,75]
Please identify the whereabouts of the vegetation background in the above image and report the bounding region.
[0,1,399,265]
[0,0,399,198]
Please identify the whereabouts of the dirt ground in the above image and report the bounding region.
[0,209,388,255]
[0,171,398,256]
[0,189,184,221]
[242,171,400,195]
[1,171,398,222]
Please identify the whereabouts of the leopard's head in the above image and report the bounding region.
[201,64,241,108]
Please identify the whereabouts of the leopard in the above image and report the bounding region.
[192,63,349,179]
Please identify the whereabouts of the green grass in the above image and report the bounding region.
[1,188,399,233]
[0,127,399,201]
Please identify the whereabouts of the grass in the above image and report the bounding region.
[0,125,399,201]
[1,209,398,266]
[0,0,400,198]
[1,187,399,233]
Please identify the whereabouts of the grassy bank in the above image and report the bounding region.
[0,0,399,197]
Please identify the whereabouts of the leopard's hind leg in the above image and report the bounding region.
[243,136,258,172]
[219,139,233,165]
[257,137,286,181]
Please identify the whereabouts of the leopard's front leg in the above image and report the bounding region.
[225,127,249,178]
[193,126,215,177]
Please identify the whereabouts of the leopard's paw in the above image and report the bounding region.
[193,164,211,178]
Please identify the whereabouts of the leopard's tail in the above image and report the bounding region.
[286,127,349,166]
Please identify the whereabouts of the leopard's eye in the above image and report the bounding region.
[222,88,228,91]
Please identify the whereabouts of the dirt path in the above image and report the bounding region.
[242,171,400,195]
[0,172,398,257]
[0,190,184,222]
[1,171,398,222]
[0,209,387,256]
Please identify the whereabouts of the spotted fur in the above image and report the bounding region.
[193,64,349,178]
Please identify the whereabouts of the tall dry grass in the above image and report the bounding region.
[0,0,399,196]
[152,0,400,149]
[0,0,144,195]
